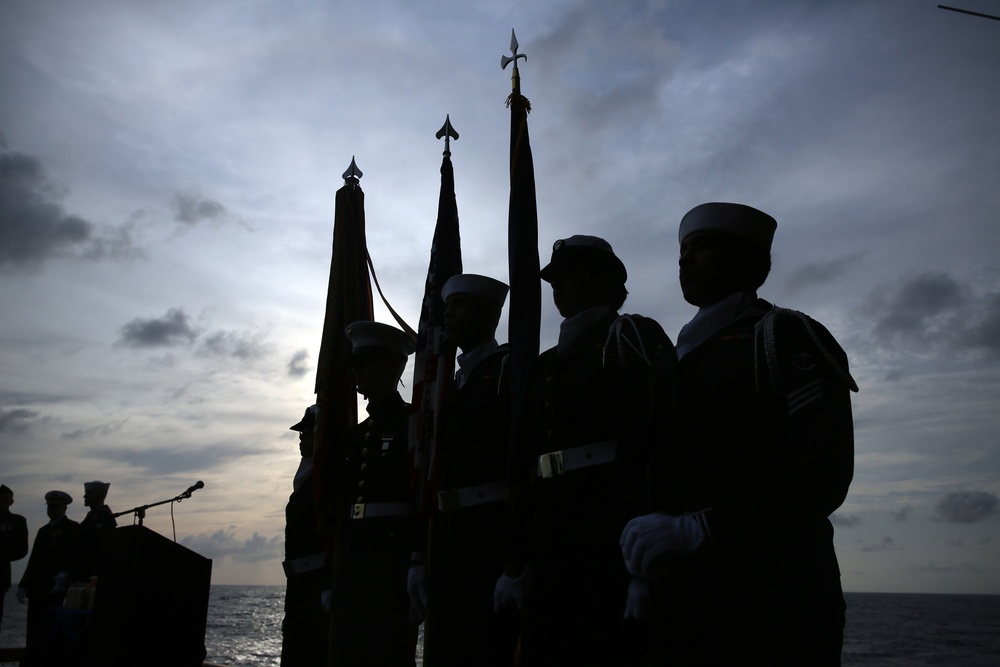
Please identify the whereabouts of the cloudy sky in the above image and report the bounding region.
[2,0,999,594]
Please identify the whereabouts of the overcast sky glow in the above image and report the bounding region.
[2,0,999,593]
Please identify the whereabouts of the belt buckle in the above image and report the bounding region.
[538,451,565,479]
[438,489,460,513]
[351,503,366,519]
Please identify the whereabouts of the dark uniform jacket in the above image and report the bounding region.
[329,391,416,666]
[658,297,855,665]
[514,308,676,666]
[20,516,80,596]
[423,344,519,666]
[281,461,328,667]
[1,511,28,591]
[75,505,116,581]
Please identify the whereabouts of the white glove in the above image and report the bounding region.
[493,565,533,612]
[407,564,429,624]
[16,587,27,603]
[623,577,650,620]
[620,511,708,578]
[320,589,333,615]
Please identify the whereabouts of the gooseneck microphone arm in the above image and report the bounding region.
[113,481,206,526]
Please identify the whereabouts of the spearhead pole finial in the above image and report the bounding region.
[500,29,527,93]
[342,156,363,189]
[435,115,460,157]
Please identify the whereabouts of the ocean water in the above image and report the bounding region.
[2,589,999,665]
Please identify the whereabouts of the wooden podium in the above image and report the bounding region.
[91,525,212,666]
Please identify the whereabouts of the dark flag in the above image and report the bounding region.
[502,30,541,481]
[409,117,464,512]
[313,158,374,536]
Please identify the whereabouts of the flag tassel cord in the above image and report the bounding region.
[366,249,417,338]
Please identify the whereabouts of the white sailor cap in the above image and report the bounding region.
[84,481,110,493]
[45,490,73,504]
[679,202,777,252]
[441,274,509,306]
[345,321,416,358]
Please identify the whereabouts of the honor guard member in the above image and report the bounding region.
[75,480,116,583]
[329,321,418,667]
[620,203,857,665]
[18,490,81,665]
[281,405,329,667]
[0,484,29,632]
[414,274,520,666]
[496,236,677,666]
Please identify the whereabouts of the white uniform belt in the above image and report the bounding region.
[437,481,506,513]
[537,440,618,479]
[349,501,414,520]
[282,551,326,577]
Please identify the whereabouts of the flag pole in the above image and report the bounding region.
[502,29,541,483]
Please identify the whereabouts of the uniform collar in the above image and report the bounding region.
[366,391,405,419]
[558,306,615,357]
[455,339,499,388]
[676,291,758,359]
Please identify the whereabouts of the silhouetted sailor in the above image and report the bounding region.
[496,236,677,665]
[281,405,329,667]
[328,321,418,667]
[415,274,520,666]
[75,480,116,582]
[621,203,857,665]
[0,484,29,633]
[18,490,80,666]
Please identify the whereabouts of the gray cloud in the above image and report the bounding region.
[0,148,143,271]
[181,529,282,564]
[935,491,999,524]
[287,349,310,378]
[871,272,963,341]
[892,505,913,522]
[785,253,864,291]
[0,407,38,434]
[61,419,128,441]
[172,192,226,225]
[861,536,900,552]
[94,442,264,475]
[197,330,270,362]
[866,273,1000,357]
[961,293,1000,355]
[118,308,198,348]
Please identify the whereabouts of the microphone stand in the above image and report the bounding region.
[113,482,204,526]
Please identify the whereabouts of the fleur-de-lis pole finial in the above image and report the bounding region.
[342,156,363,189]
[435,115,459,157]
[500,29,527,92]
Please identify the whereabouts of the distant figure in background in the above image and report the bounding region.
[0,484,29,632]
[621,203,856,665]
[17,490,80,666]
[75,480,116,583]
[415,274,520,666]
[328,321,417,666]
[496,236,677,665]
[280,404,329,667]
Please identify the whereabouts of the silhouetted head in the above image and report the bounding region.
[540,235,628,318]
[678,203,775,307]
[442,274,508,352]
[345,321,415,401]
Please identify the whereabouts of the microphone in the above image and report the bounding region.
[184,481,205,496]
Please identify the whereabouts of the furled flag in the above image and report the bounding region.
[313,158,374,536]
[502,30,541,481]
[409,116,464,512]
